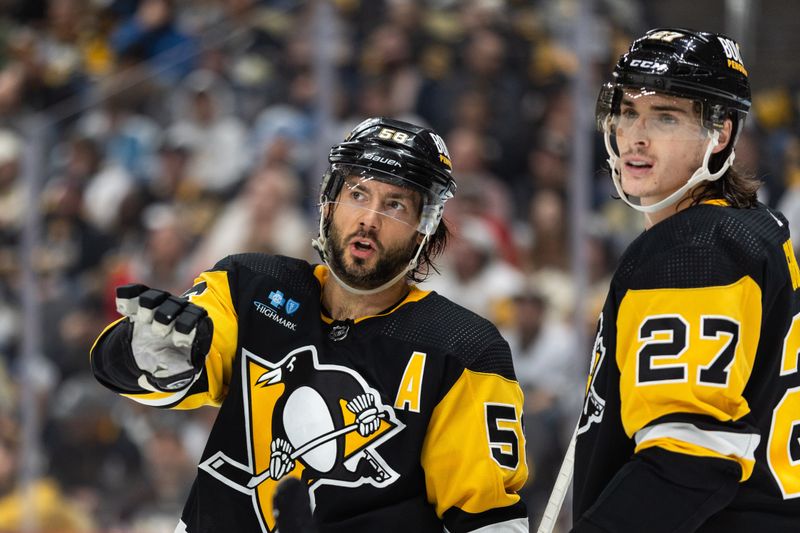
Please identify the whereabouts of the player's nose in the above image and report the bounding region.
[356,204,382,230]
[628,117,650,146]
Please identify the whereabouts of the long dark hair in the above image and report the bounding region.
[686,165,760,208]
[407,217,450,283]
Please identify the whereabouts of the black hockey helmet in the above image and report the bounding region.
[597,28,751,167]
[321,117,456,233]
[312,118,457,294]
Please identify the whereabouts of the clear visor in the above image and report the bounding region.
[596,85,730,214]
[601,87,711,152]
[326,165,444,235]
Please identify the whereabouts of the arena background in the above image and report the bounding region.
[0,0,797,531]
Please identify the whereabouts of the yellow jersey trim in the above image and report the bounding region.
[701,199,730,207]
[634,421,758,481]
[636,437,755,481]
[782,239,800,290]
[313,264,430,324]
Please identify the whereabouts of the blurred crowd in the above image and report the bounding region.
[0,0,798,531]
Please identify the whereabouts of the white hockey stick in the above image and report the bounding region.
[536,423,578,533]
[246,423,360,488]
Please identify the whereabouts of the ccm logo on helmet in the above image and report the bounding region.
[363,153,402,167]
[630,59,668,72]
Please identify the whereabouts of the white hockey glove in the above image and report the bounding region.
[270,438,296,480]
[346,393,380,437]
[115,284,213,393]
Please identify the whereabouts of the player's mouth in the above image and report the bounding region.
[349,237,378,260]
[623,157,654,177]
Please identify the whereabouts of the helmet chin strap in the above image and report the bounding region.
[604,123,735,214]
[312,207,432,296]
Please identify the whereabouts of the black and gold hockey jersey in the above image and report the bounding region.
[573,201,800,533]
[91,254,528,533]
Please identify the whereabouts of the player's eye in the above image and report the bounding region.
[658,113,679,125]
[621,108,638,120]
[387,200,406,212]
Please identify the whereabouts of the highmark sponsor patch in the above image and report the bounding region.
[254,301,298,331]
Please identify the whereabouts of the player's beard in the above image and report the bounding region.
[326,222,418,290]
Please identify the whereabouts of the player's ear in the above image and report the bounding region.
[712,118,733,154]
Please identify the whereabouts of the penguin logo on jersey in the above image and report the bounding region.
[200,345,405,533]
[578,313,607,435]
[181,281,207,299]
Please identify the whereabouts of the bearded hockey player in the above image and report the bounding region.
[570,28,800,532]
[90,117,529,532]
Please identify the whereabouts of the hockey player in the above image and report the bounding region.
[90,117,529,532]
[571,28,800,532]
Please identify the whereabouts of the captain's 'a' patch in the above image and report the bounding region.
[199,345,405,533]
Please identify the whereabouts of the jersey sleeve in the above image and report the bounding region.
[572,447,741,533]
[576,243,766,531]
[421,338,529,533]
[90,264,239,409]
[617,274,762,477]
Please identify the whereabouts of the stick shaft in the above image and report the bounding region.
[536,424,578,533]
